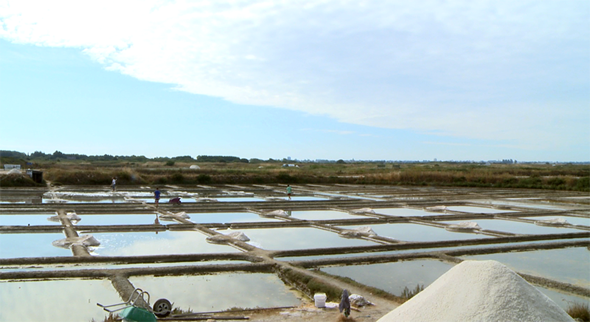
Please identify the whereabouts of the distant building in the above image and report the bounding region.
[3,164,21,170]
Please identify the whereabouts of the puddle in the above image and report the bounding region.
[189,212,282,223]
[442,219,586,235]
[462,247,590,288]
[91,231,240,256]
[322,260,454,296]
[372,208,446,217]
[0,213,60,226]
[0,233,72,258]
[130,273,301,312]
[75,214,163,226]
[536,286,590,310]
[0,279,120,322]
[290,210,370,220]
[237,227,379,250]
[337,224,493,242]
[446,206,517,214]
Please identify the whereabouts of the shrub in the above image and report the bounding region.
[400,284,424,301]
[575,177,590,191]
[197,174,212,184]
[277,173,297,183]
[567,302,589,322]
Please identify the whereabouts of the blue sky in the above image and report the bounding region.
[1,1,588,162]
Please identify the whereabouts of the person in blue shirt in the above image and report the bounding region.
[154,188,161,206]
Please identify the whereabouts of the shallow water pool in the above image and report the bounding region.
[189,212,282,223]
[91,231,240,256]
[462,247,590,288]
[0,213,60,226]
[290,210,369,221]
[0,279,120,322]
[522,216,590,227]
[76,213,161,225]
[322,259,454,296]
[337,223,492,242]
[0,232,71,258]
[536,286,590,311]
[446,206,517,214]
[442,219,586,235]
[130,273,301,312]
[373,208,448,217]
[239,227,379,250]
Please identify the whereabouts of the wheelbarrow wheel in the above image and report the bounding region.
[153,298,172,317]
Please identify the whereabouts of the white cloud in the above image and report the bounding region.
[1,0,588,149]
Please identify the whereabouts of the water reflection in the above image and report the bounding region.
[536,286,590,310]
[0,214,60,226]
[189,212,282,223]
[322,260,453,296]
[463,247,590,287]
[130,273,301,312]
[372,208,442,217]
[0,233,71,258]
[442,219,585,235]
[237,227,379,250]
[523,216,590,227]
[79,214,163,226]
[337,224,492,242]
[290,210,367,220]
[91,231,239,256]
[0,279,120,322]
[217,197,267,202]
[446,206,517,214]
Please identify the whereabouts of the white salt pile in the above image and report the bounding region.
[207,231,250,243]
[340,226,377,238]
[351,208,375,214]
[265,209,288,216]
[377,260,574,322]
[445,221,481,232]
[535,217,568,226]
[52,235,100,249]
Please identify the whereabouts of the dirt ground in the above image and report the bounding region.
[181,301,397,322]
[245,303,394,322]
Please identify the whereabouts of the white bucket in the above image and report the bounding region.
[314,293,327,308]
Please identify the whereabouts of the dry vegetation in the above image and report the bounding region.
[1,160,588,191]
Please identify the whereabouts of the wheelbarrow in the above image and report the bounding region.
[97,288,172,321]
[168,197,181,204]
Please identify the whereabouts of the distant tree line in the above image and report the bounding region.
[0,150,253,164]
[196,155,249,163]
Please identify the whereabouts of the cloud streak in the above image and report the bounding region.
[1,0,588,150]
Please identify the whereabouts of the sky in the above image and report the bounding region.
[0,1,589,162]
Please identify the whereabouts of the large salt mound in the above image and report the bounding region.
[377,260,574,322]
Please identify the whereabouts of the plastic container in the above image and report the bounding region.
[314,293,327,308]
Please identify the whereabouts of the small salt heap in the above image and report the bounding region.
[377,260,574,322]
